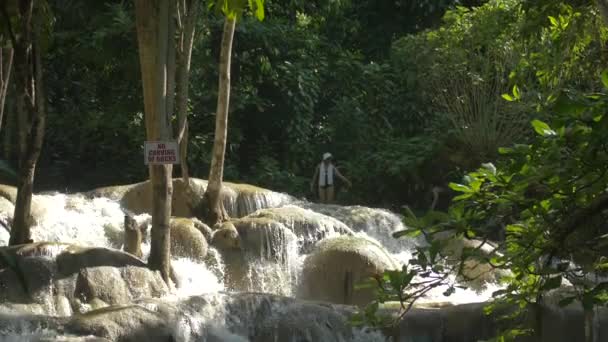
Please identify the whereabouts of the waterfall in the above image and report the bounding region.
[0,181,501,341]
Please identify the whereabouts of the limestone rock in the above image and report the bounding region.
[170,217,208,261]
[298,236,397,306]
[0,243,168,313]
[246,205,354,253]
[66,305,176,342]
[105,178,293,219]
[0,184,17,203]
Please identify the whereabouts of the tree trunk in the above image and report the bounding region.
[134,0,175,283]
[8,0,46,246]
[584,307,597,342]
[3,92,12,160]
[0,47,14,132]
[175,0,199,183]
[179,121,189,181]
[202,17,236,227]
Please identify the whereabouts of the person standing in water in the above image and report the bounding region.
[310,152,352,203]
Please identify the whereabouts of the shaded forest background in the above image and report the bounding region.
[2,0,604,212]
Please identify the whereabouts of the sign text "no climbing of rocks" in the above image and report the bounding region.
[144,141,180,165]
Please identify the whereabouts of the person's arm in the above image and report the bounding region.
[334,167,352,187]
[310,165,319,191]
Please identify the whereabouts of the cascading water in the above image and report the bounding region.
[0,182,499,341]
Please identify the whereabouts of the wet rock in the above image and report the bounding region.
[298,236,398,306]
[115,178,293,219]
[66,305,177,342]
[170,217,208,261]
[213,218,297,262]
[390,301,608,342]
[432,231,506,291]
[246,205,354,253]
[0,184,17,203]
[0,196,13,220]
[211,219,298,293]
[35,336,112,342]
[224,183,294,218]
[0,243,168,314]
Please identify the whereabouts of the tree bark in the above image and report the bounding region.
[134,0,175,283]
[203,17,236,227]
[175,0,199,183]
[7,0,46,246]
[3,92,12,160]
[179,121,189,181]
[0,47,14,132]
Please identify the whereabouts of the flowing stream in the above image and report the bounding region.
[0,184,500,341]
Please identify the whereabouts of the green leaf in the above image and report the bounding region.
[531,119,556,137]
[448,182,472,193]
[502,93,514,102]
[392,228,422,239]
[602,69,608,90]
[498,147,514,154]
[548,16,558,27]
[512,85,520,100]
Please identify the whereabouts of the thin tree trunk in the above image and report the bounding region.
[180,121,189,181]
[0,47,14,132]
[10,2,46,245]
[202,17,236,227]
[175,0,198,183]
[3,92,12,160]
[134,0,175,283]
[584,307,597,342]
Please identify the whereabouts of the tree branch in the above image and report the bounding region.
[0,2,18,48]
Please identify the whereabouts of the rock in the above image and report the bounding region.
[84,184,138,202]
[75,267,131,305]
[170,217,208,261]
[110,178,293,219]
[211,222,241,250]
[66,305,177,342]
[210,219,298,293]
[432,231,505,291]
[389,300,608,342]
[35,336,112,342]
[246,205,354,253]
[213,218,297,262]
[123,215,143,258]
[0,243,168,314]
[191,217,213,242]
[298,236,397,306]
[223,182,294,218]
[0,184,17,203]
[0,196,13,219]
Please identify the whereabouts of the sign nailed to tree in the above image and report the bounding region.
[144,141,180,165]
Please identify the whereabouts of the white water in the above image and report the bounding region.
[0,189,499,341]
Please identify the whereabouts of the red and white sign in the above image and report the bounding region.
[144,141,180,165]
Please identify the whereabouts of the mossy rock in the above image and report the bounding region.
[170,217,208,261]
[0,184,17,203]
[213,218,296,262]
[297,236,397,307]
[66,304,176,342]
[0,243,168,312]
[246,206,354,253]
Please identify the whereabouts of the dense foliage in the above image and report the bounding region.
[354,0,608,339]
[1,0,491,211]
